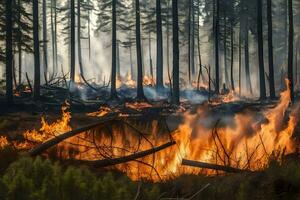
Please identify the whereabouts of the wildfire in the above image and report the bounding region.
[87,106,112,117]
[19,102,71,149]
[12,80,299,181]
[0,136,9,149]
[143,75,155,86]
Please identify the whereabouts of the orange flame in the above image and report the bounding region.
[16,80,299,181]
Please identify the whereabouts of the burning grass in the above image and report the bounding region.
[0,81,299,182]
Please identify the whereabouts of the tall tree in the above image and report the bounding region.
[288,0,294,102]
[70,0,75,82]
[156,0,164,90]
[172,0,179,104]
[111,0,117,98]
[135,0,145,99]
[42,0,48,84]
[5,0,13,103]
[267,0,275,99]
[257,0,266,99]
[33,0,40,99]
[214,0,220,94]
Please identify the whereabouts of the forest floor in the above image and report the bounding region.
[1,85,300,199]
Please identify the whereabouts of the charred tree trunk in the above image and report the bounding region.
[17,0,22,85]
[42,0,48,84]
[33,0,40,100]
[172,0,180,105]
[191,0,195,77]
[70,0,75,82]
[6,0,13,104]
[288,0,294,102]
[135,0,146,100]
[215,0,220,94]
[188,0,191,83]
[197,0,202,85]
[54,0,58,69]
[156,0,164,90]
[238,18,242,95]
[148,32,153,81]
[111,0,117,99]
[257,0,266,100]
[117,41,121,78]
[87,0,91,60]
[230,21,235,91]
[224,14,229,87]
[51,0,56,75]
[267,0,275,99]
[244,17,252,95]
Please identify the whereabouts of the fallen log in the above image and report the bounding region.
[182,159,251,173]
[77,141,176,168]
[29,114,118,156]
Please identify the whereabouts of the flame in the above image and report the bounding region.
[15,80,299,182]
[0,136,9,149]
[87,106,112,117]
[143,75,155,86]
[18,102,71,149]
[125,102,152,111]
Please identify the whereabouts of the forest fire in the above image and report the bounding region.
[10,81,298,182]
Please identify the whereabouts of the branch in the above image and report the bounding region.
[29,114,118,156]
[76,141,176,168]
[182,159,251,173]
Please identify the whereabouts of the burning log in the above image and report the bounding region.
[29,114,118,156]
[182,159,251,173]
[76,141,176,168]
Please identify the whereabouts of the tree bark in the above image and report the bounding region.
[43,0,48,84]
[172,0,180,104]
[70,0,75,82]
[156,0,164,89]
[267,0,275,99]
[135,0,146,100]
[33,0,41,100]
[110,0,117,98]
[230,21,235,91]
[244,17,252,95]
[6,0,13,104]
[288,0,294,102]
[257,0,266,100]
[214,0,220,94]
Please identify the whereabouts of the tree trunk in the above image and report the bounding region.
[172,0,180,104]
[54,0,58,70]
[156,0,164,89]
[43,0,48,84]
[6,0,13,104]
[18,0,22,85]
[188,0,191,83]
[148,31,153,81]
[51,0,56,75]
[191,0,195,76]
[197,0,202,84]
[111,0,117,98]
[244,17,252,95]
[117,41,121,78]
[33,0,40,100]
[135,0,145,100]
[214,0,220,94]
[87,0,91,60]
[230,21,235,91]
[267,0,275,99]
[288,0,294,102]
[70,0,75,82]
[257,0,266,99]
[224,14,229,87]
[238,18,242,95]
